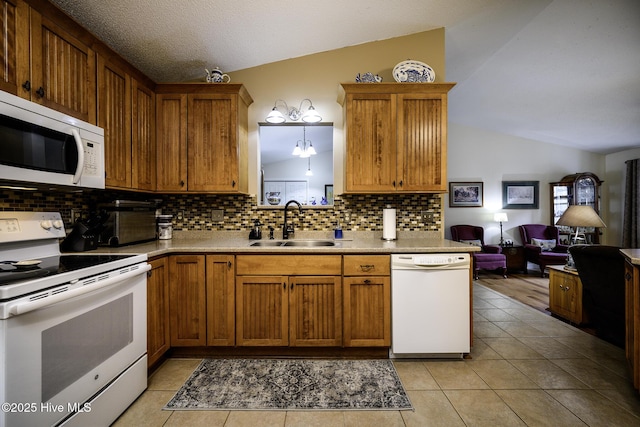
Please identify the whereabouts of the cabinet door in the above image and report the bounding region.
[0,0,27,95]
[343,276,390,347]
[131,79,156,191]
[397,94,446,192]
[206,255,235,346]
[187,94,239,192]
[344,93,397,192]
[98,56,131,189]
[147,257,170,367]
[29,9,96,123]
[236,275,288,346]
[156,94,188,191]
[169,255,206,346]
[289,276,342,347]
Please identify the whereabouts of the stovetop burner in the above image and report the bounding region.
[0,254,136,286]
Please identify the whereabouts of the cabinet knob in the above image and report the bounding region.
[626,272,632,281]
[232,180,236,187]
[364,279,371,284]
[22,80,31,92]
[227,261,232,268]
[399,180,403,188]
[180,180,185,187]
[35,87,45,98]
[147,270,152,278]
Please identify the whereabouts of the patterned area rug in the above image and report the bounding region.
[164,359,413,411]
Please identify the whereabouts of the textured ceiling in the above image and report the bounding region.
[50,0,640,155]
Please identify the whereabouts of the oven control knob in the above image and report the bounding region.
[40,220,52,230]
[52,220,64,229]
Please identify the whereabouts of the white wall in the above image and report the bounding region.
[604,147,640,247]
[445,123,605,245]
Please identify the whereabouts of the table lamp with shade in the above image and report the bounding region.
[555,205,606,269]
[494,212,508,246]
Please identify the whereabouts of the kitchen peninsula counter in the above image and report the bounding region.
[87,231,480,257]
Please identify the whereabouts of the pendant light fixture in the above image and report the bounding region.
[293,126,316,158]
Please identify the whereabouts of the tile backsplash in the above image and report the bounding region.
[1,189,442,233]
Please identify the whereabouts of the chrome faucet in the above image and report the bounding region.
[283,200,302,239]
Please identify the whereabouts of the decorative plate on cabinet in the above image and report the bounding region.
[392,60,435,83]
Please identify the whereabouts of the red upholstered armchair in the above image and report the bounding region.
[518,224,569,277]
[450,225,507,280]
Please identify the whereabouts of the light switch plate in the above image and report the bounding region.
[422,211,434,223]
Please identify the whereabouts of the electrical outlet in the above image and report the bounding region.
[70,209,81,222]
[422,211,434,223]
[211,209,224,222]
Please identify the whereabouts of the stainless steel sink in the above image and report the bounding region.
[249,241,286,247]
[282,240,335,247]
[249,240,336,247]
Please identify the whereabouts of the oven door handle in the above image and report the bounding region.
[9,263,151,316]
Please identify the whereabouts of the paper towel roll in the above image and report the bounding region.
[382,207,397,240]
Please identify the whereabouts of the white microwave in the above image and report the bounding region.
[0,91,104,190]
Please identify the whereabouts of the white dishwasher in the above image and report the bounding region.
[390,253,471,358]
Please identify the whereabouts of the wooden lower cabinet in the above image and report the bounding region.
[625,260,640,391]
[343,255,391,347]
[169,255,206,346]
[206,255,236,346]
[235,255,342,347]
[147,257,170,367]
[548,265,586,324]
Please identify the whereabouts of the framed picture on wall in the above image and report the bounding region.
[449,182,483,207]
[502,181,539,209]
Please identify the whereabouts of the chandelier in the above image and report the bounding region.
[292,127,316,158]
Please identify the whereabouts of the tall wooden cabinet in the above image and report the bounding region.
[338,83,455,193]
[155,84,253,193]
[550,172,603,243]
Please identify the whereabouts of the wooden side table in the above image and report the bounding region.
[548,265,587,324]
[501,245,526,274]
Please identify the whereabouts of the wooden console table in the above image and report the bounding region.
[548,265,587,324]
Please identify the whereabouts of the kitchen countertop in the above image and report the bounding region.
[621,249,640,265]
[86,231,480,258]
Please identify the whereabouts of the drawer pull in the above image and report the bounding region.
[360,264,375,272]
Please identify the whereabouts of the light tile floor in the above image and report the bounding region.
[113,284,640,426]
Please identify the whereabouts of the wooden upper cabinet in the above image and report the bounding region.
[98,56,131,189]
[26,8,96,123]
[131,79,156,191]
[155,84,252,193]
[0,0,28,96]
[344,93,397,192]
[187,94,238,192]
[155,93,188,191]
[339,83,455,193]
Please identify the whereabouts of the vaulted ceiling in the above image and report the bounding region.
[50,0,640,155]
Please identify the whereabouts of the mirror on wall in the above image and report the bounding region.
[259,123,333,206]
